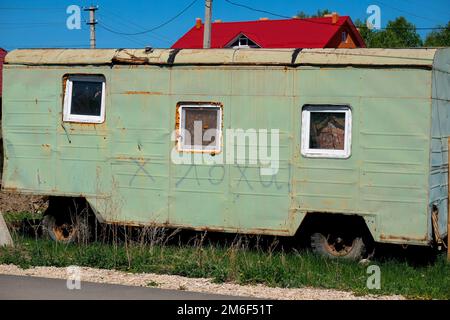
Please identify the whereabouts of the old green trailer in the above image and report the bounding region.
[2,48,449,259]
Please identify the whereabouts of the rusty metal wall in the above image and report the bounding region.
[2,48,449,245]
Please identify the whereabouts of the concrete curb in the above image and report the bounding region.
[0,212,13,247]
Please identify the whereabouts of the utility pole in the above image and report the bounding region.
[84,6,98,49]
[203,0,212,48]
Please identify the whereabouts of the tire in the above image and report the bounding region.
[311,232,366,260]
[42,197,93,244]
[43,214,87,244]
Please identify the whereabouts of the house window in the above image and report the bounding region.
[63,75,106,123]
[301,105,352,158]
[342,31,348,43]
[177,103,223,153]
[227,34,260,49]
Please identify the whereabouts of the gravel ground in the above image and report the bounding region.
[0,264,405,300]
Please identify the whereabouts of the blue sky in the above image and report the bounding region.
[0,0,449,50]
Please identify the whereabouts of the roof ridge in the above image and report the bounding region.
[210,16,350,24]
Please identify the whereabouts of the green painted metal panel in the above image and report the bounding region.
[429,48,450,240]
[2,49,450,245]
[294,67,432,243]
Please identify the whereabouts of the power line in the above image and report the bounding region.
[0,24,65,30]
[224,0,290,19]
[395,0,450,16]
[0,22,63,25]
[97,12,172,44]
[99,0,199,36]
[368,26,447,31]
[101,9,172,42]
[2,44,89,48]
[224,0,448,31]
[375,0,442,24]
[102,9,145,30]
[0,7,65,11]
[97,23,149,47]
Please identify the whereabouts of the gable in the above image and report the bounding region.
[225,33,261,48]
[172,17,365,49]
[326,25,360,48]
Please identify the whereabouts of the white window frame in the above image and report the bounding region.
[63,75,106,123]
[301,105,352,159]
[177,103,222,153]
[225,33,261,49]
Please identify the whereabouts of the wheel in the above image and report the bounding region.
[42,197,93,243]
[311,232,366,260]
[43,214,77,243]
[43,213,89,244]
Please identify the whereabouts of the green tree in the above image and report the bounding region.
[314,9,332,18]
[355,17,422,48]
[425,22,450,47]
[296,11,309,19]
[296,9,332,19]
[354,19,374,46]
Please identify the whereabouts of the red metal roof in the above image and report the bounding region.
[0,48,7,97]
[172,16,365,49]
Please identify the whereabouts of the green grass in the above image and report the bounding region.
[0,235,449,299]
[2,211,43,224]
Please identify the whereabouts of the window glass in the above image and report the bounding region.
[309,112,345,150]
[228,35,260,48]
[183,107,219,147]
[70,80,103,116]
[177,103,222,153]
[63,75,105,123]
[301,105,351,158]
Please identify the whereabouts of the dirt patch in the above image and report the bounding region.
[0,191,47,214]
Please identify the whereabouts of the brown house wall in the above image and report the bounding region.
[326,26,359,48]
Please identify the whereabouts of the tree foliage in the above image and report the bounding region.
[355,17,422,48]
[296,9,332,19]
[296,9,447,48]
[424,22,450,47]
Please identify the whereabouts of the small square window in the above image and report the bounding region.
[301,105,352,158]
[63,75,106,123]
[177,103,222,153]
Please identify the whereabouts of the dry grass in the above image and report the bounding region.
[1,210,449,299]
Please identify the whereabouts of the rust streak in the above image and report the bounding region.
[124,91,163,95]
[112,56,148,65]
[380,234,427,242]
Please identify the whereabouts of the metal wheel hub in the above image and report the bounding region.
[324,234,354,256]
[53,223,76,241]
